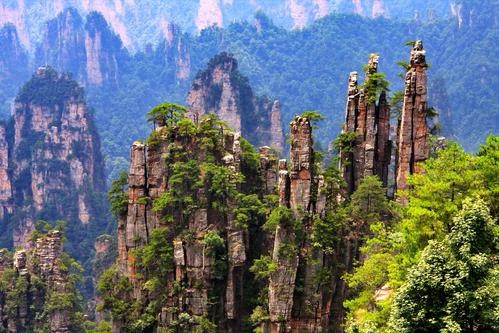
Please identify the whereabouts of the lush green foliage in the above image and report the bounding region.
[108,170,129,218]
[344,136,499,332]
[389,198,498,332]
[16,66,83,106]
[146,102,188,127]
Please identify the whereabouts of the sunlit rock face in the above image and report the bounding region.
[0,67,106,261]
[395,40,429,193]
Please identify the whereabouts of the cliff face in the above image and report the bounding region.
[0,23,29,118]
[0,23,28,81]
[0,230,83,333]
[267,116,334,332]
[109,111,268,332]
[187,52,285,151]
[0,123,12,221]
[157,22,191,80]
[340,54,391,194]
[0,66,107,269]
[395,40,429,193]
[34,9,124,87]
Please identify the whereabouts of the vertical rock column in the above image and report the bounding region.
[395,40,429,192]
[0,123,12,220]
[119,141,147,280]
[34,230,70,333]
[224,133,247,331]
[339,54,391,193]
[341,71,359,194]
[376,91,391,186]
[268,159,297,333]
[269,101,285,153]
[289,117,314,210]
[268,116,326,332]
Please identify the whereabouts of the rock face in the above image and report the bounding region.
[114,114,262,332]
[157,22,191,80]
[187,52,285,151]
[0,231,76,333]
[395,40,429,193]
[0,67,106,265]
[0,123,12,220]
[34,9,124,87]
[0,24,30,117]
[340,53,391,194]
[267,116,331,332]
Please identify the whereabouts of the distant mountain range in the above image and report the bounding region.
[0,1,497,182]
[1,0,462,50]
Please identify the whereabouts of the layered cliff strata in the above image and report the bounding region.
[0,230,81,333]
[187,52,285,151]
[35,8,124,87]
[340,53,391,193]
[0,66,107,266]
[267,116,331,332]
[395,40,429,192]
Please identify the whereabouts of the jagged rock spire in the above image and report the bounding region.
[340,54,391,194]
[395,40,429,193]
[186,52,285,151]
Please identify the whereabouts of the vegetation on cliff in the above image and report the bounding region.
[97,109,497,332]
[0,227,87,332]
[344,136,499,332]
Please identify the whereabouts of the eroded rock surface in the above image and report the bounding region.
[187,52,284,151]
[395,40,429,193]
[340,53,391,194]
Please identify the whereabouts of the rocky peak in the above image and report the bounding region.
[157,22,191,80]
[35,8,86,84]
[0,24,29,111]
[187,52,285,151]
[340,53,391,194]
[289,116,314,210]
[395,40,429,193]
[0,67,107,266]
[84,11,123,86]
[0,230,82,333]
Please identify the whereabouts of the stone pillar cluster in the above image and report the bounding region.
[341,41,429,196]
[340,53,391,194]
[268,116,330,332]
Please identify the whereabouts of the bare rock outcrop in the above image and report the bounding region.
[0,123,12,220]
[187,52,285,151]
[34,9,124,87]
[340,53,391,194]
[395,40,429,193]
[158,22,191,80]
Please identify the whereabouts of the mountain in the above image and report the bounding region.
[0,3,497,184]
[0,67,109,291]
[94,41,469,332]
[187,52,285,151]
[0,1,465,51]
